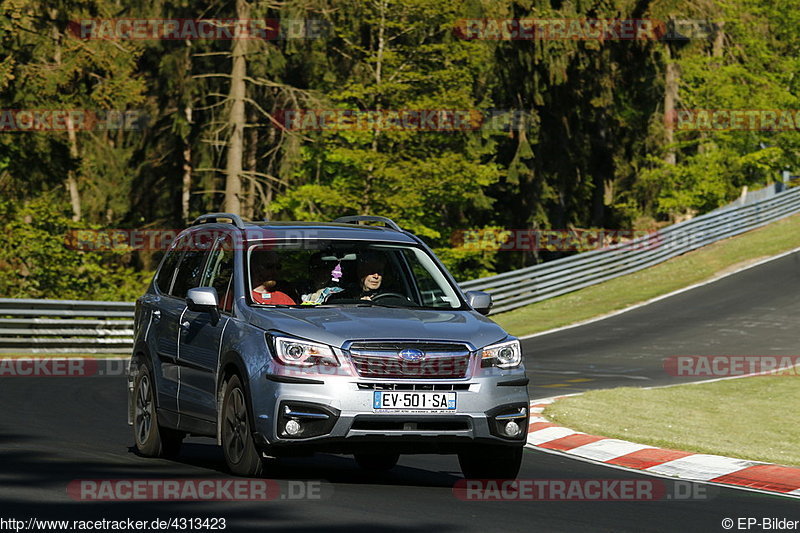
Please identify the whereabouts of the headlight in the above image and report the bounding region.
[481,339,521,369]
[269,335,339,367]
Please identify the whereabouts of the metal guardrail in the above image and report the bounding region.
[462,185,800,314]
[2,185,800,353]
[0,299,135,354]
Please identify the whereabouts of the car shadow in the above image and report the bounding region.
[152,440,464,488]
[0,430,463,531]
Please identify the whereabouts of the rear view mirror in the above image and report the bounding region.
[320,253,357,261]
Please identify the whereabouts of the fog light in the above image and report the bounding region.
[504,420,521,437]
[285,419,302,436]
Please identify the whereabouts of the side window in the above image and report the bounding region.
[171,236,211,299]
[402,249,450,307]
[202,236,235,313]
[155,237,184,294]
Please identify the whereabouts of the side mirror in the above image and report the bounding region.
[186,287,220,325]
[465,290,493,316]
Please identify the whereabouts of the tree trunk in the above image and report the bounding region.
[664,45,679,166]
[65,115,81,221]
[243,107,258,219]
[181,41,193,223]
[181,105,192,223]
[361,0,387,216]
[64,95,81,221]
[712,21,725,58]
[51,8,81,221]
[223,0,249,214]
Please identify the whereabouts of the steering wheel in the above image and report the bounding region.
[370,292,419,306]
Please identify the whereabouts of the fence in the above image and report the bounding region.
[716,182,786,211]
[0,299,134,354]
[2,185,800,353]
[461,185,800,314]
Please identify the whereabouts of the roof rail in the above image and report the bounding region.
[333,215,402,232]
[192,213,246,229]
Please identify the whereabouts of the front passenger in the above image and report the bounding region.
[250,254,296,305]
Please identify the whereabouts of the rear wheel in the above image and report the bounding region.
[221,375,264,477]
[133,364,184,458]
[354,452,400,472]
[458,445,523,479]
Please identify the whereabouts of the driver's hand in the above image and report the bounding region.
[361,296,372,301]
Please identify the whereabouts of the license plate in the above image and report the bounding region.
[373,391,456,412]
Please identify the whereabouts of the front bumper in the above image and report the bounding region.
[249,373,530,454]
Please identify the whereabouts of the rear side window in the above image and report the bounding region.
[171,236,212,298]
[155,238,183,294]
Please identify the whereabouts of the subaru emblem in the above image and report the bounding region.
[398,348,425,362]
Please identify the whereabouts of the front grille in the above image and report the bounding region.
[347,342,472,379]
[357,383,470,391]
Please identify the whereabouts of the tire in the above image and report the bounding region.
[354,452,400,472]
[458,445,523,479]
[221,375,264,477]
[133,363,184,458]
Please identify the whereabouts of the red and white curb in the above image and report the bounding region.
[526,397,800,499]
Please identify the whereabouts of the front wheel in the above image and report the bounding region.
[354,452,400,472]
[221,375,264,477]
[458,445,523,479]
[133,364,184,458]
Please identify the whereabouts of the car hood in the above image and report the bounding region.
[243,306,509,350]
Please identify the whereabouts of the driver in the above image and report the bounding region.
[357,253,386,300]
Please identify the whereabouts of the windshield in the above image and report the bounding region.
[246,240,464,310]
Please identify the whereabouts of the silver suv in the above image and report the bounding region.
[128,214,529,478]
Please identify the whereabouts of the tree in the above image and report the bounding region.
[273,0,500,243]
[0,0,146,224]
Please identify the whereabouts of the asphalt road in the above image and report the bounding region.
[1,252,799,531]
[523,251,800,394]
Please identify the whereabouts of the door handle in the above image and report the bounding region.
[152,309,161,322]
[181,320,190,330]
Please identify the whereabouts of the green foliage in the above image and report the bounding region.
[272,0,501,242]
[0,0,147,225]
[639,0,800,220]
[0,195,150,300]
[434,245,498,281]
[0,0,797,297]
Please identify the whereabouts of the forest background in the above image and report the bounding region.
[0,0,797,301]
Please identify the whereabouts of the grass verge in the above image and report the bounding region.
[543,375,800,467]
[492,212,800,337]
